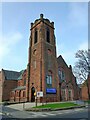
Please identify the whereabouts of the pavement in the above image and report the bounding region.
[4,100,87,111]
[0,106,88,119]
[5,102,43,111]
[0,101,89,119]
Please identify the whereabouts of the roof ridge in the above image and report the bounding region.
[2,69,20,73]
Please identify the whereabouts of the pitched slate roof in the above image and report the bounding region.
[2,69,25,80]
[17,70,25,80]
[13,86,26,91]
[57,55,68,68]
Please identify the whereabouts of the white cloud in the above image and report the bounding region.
[56,3,88,68]
[0,32,23,69]
[78,41,88,50]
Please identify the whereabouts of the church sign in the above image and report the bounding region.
[46,88,56,94]
[37,91,43,97]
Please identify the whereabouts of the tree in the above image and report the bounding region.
[73,49,90,99]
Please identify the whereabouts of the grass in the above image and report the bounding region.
[33,102,79,109]
[84,100,90,104]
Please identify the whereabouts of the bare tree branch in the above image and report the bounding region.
[73,49,90,83]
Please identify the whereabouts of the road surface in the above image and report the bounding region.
[0,105,89,120]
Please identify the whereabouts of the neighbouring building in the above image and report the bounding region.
[81,75,90,100]
[0,14,79,103]
[0,69,27,102]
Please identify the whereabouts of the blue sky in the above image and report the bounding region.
[0,2,88,71]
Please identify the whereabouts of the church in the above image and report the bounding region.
[0,14,79,103]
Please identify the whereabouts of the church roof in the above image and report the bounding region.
[17,70,25,80]
[2,69,25,80]
[13,86,26,91]
[57,55,68,68]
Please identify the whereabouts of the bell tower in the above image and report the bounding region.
[26,14,59,102]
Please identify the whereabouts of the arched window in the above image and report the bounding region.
[46,70,52,85]
[58,68,65,82]
[46,28,50,43]
[48,49,52,55]
[34,29,38,44]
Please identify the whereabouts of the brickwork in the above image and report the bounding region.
[57,55,79,101]
[81,75,90,100]
[27,14,59,102]
[10,70,27,102]
[0,14,80,103]
[81,85,88,100]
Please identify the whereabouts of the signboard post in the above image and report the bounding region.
[37,92,43,97]
[37,91,43,106]
[34,92,37,107]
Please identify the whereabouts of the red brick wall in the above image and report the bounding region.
[2,80,17,101]
[10,90,26,102]
[10,70,27,102]
[27,17,59,102]
[81,85,88,100]
[0,70,18,101]
[57,56,79,101]
[81,76,90,100]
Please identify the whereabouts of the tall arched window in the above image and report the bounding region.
[46,28,50,43]
[58,68,65,82]
[34,29,38,44]
[46,70,52,85]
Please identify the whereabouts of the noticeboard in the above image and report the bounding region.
[37,91,43,97]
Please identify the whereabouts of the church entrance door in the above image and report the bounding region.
[31,87,35,102]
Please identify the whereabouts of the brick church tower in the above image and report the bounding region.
[26,14,59,102]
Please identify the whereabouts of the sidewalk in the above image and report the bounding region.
[5,100,86,111]
[6,102,43,111]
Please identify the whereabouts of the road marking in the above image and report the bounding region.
[45,113,56,116]
[39,114,48,117]
[0,112,2,115]
[0,112,11,116]
[63,111,70,114]
[75,109,82,111]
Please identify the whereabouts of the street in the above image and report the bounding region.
[0,104,89,120]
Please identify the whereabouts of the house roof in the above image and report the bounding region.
[2,69,25,80]
[13,86,26,91]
